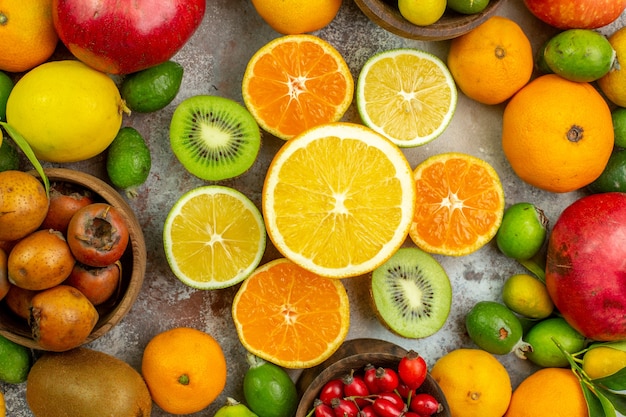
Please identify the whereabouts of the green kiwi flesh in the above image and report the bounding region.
[371,247,452,339]
[169,95,261,181]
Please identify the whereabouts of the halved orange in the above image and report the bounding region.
[242,34,354,140]
[232,258,350,369]
[409,152,505,256]
[262,122,416,278]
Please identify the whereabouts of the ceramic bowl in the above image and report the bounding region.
[354,0,505,41]
[0,168,147,350]
[295,338,451,417]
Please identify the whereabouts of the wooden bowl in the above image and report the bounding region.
[296,338,451,417]
[0,168,147,350]
[354,0,505,41]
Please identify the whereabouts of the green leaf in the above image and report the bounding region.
[0,122,48,195]
[595,385,626,415]
[593,367,626,391]
[581,381,610,417]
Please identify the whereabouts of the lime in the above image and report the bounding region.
[0,71,13,122]
[243,353,298,417]
[582,344,626,379]
[501,273,553,319]
[587,148,626,193]
[465,300,529,357]
[446,0,490,14]
[0,139,19,172]
[496,202,548,260]
[612,107,626,149]
[0,334,32,383]
[523,317,586,368]
[106,126,151,197]
[543,29,616,83]
[398,0,446,26]
[121,60,183,113]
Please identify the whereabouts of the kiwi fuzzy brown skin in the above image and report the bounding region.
[169,95,262,181]
[26,347,152,417]
[370,247,452,339]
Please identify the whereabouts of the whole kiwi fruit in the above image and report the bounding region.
[26,347,152,417]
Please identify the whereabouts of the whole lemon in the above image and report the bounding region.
[6,60,129,163]
[398,0,446,26]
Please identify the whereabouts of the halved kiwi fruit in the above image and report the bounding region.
[370,247,452,339]
[169,95,261,181]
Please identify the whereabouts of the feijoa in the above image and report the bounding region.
[121,61,183,113]
[588,148,626,193]
[542,29,615,82]
[106,126,151,197]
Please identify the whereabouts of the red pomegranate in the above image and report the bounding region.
[545,192,626,341]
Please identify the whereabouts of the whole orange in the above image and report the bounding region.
[141,327,227,414]
[502,74,613,193]
[251,0,342,34]
[504,368,587,417]
[447,16,533,105]
[0,0,59,73]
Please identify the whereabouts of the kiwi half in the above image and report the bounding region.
[370,247,452,339]
[169,95,261,181]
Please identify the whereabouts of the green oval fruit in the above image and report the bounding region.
[243,353,298,417]
[106,126,151,197]
[588,149,626,193]
[612,107,626,149]
[0,71,13,122]
[0,334,32,383]
[446,0,490,14]
[502,273,553,320]
[496,202,548,260]
[121,61,184,113]
[523,317,586,368]
[465,301,530,357]
[543,29,616,82]
[214,397,259,417]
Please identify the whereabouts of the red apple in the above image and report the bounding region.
[52,0,206,74]
[545,192,626,341]
[523,0,626,29]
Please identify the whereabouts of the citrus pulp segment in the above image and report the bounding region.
[409,152,505,256]
[242,34,354,140]
[163,186,266,289]
[232,258,350,368]
[262,122,416,278]
[356,48,457,148]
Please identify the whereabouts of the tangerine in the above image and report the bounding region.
[250,0,342,34]
[0,0,59,73]
[141,327,227,414]
[502,74,613,193]
[598,26,626,107]
[447,16,533,105]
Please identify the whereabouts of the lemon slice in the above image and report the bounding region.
[356,48,457,148]
[163,186,266,289]
[262,122,416,278]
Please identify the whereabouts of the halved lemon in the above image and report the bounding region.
[163,185,266,289]
[356,48,457,148]
[262,122,416,278]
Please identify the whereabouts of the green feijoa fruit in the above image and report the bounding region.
[0,71,14,122]
[588,148,626,193]
[523,317,586,368]
[214,397,258,417]
[169,95,262,181]
[465,300,530,357]
[543,29,616,82]
[121,61,184,113]
[534,40,553,75]
[496,202,548,261]
[446,0,490,14]
[612,107,626,149]
[370,246,452,339]
[243,353,297,417]
[106,126,151,197]
[0,139,20,172]
[0,333,32,383]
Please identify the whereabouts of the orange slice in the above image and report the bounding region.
[232,258,350,368]
[242,34,354,140]
[262,122,416,278]
[409,152,505,256]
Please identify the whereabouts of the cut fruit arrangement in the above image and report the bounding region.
[4,1,626,417]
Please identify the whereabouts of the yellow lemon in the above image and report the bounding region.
[6,60,129,163]
[398,0,447,26]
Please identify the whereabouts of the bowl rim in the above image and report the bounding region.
[0,168,147,350]
[353,0,506,41]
